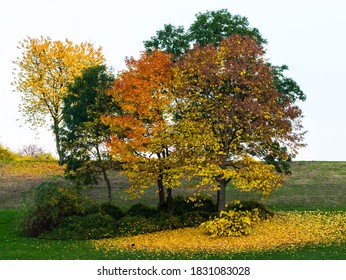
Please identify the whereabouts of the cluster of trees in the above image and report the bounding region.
[12,10,305,214]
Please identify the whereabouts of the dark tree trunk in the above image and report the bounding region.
[102,167,112,204]
[96,145,112,204]
[217,179,227,215]
[157,173,165,209]
[166,188,174,216]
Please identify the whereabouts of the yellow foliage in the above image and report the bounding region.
[93,211,346,254]
[13,36,104,128]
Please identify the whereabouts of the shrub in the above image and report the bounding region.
[173,196,216,216]
[127,203,159,218]
[99,203,125,220]
[225,200,274,220]
[41,213,117,240]
[21,181,89,237]
[157,215,183,230]
[181,211,212,228]
[117,215,161,236]
[200,208,261,237]
[0,144,16,161]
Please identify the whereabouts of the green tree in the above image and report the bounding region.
[61,65,118,203]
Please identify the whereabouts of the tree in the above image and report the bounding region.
[144,9,266,58]
[104,50,179,212]
[172,35,305,213]
[144,8,306,175]
[189,9,266,46]
[144,24,190,57]
[61,65,118,204]
[12,36,104,164]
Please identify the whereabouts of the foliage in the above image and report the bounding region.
[172,196,215,216]
[20,181,89,237]
[13,36,104,163]
[104,50,181,209]
[144,9,266,57]
[144,24,190,57]
[41,213,117,240]
[0,144,16,161]
[172,35,304,213]
[189,9,267,46]
[18,144,56,161]
[99,203,125,220]
[200,208,261,237]
[126,203,159,218]
[62,65,118,203]
[144,9,306,180]
[95,211,346,257]
[225,200,274,220]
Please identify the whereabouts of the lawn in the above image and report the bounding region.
[0,161,346,259]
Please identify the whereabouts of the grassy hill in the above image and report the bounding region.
[1,161,346,211]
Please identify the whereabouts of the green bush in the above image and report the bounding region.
[41,213,117,240]
[21,181,89,237]
[200,208,261,237]
[99,203,125,220]
[181,211,212,228]
[127,203,159,218]
[117,215,161,236]
[157,215,183,230]
[225,200,274,220]
[173,196,216,216]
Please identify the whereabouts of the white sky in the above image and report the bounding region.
[0,0,345,160]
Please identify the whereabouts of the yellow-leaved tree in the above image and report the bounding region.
[12,36,104,163]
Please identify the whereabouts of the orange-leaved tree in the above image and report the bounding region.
[172,35,305,213]
[13,36,104,164]
[103,50,180,212]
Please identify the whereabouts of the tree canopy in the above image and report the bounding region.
[62,65,117,203]
[12,36,104,164]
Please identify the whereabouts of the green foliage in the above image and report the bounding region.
[189,9,267,46]
[99,203,125,220]
[173,196,216,216]
[180,211,212,228]
[41,213,117,240]
[200,208,261,237]
[20,181,89,237]
[225,200,274,220]
[62,65,119,202]
[126,203,159,218]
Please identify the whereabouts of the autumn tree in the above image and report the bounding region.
[145,9,306,175]
[61,65,118,203]
[172,35,305,213]
[12,36,104,164]
[103,50,179,212]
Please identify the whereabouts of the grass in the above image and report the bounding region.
[1,160,346,259]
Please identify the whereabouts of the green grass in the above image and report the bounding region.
[1,161,346,259]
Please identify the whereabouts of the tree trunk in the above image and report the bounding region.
[95,145,112,204]
[157,173,165,209]
[52,118,64,165]
[102,167,112,204]
[166,188,174,216]
[217,179,227,215]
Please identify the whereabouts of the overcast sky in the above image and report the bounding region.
[0,0,345,160]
